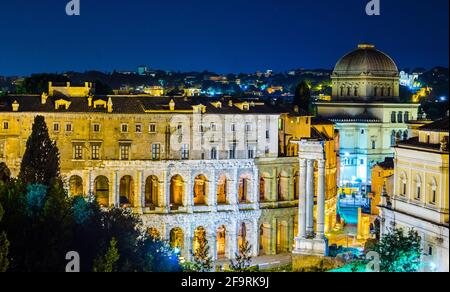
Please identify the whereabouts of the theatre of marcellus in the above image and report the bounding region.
[0,78,339,261]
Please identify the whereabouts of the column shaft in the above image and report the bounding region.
[306,159,315,236]
[298,159,307,239]
[316,160,326,239]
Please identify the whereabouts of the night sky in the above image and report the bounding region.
[0,0,448,75]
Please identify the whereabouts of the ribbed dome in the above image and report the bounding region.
[333,44,398,77]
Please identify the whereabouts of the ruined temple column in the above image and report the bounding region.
[306,159,315,236]
[316,160,326,239]
[298,158,307,239]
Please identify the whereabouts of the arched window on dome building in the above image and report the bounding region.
[391,112,397,123]
[354,87,358,96]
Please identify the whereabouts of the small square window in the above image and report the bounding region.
[2,122,8,130]
[121,124,129,133]
[66,123,73,132]
[53,123,60,132]
[149,124,157,133]
[91,144,100,160]
[135,124,142,133]
[73,144,83,160]
[231,123,236,132]
[93,124,101,133]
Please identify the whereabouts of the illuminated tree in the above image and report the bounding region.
[374,228,422,272]
[229,240,253,272]
[191,234,213,272]
[93,238,120,272]
[19,116,61,186]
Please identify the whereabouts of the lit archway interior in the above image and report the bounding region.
[193,227,206,252]
[145,175,159,209]
[170,175,184,210]
[120,175,134,207]
[69,175,83,197]
[170,228,184,252]
[216,225,226,259]
[194,174,208,206]
[217,175,227,204]
[94,176,109,207]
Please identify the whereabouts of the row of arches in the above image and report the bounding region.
[399,172,439,205]
[338,86,393,98]
[148,223,251,260]
[391,130,409,146]
[259,171,300,202]
[68,172,253,209]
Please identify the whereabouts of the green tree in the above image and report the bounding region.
[93,238,120,272]
[0,163,10,185]
[293,81,314,113]
[0,202,10,272]
[191,234,213,272]
[229,240,253,272]
[374,228,422,272]
[19,116,61,186]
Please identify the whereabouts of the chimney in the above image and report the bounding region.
[41,93,48,104]
[87,94,93,107]
[12,100,19,112]
[107,97,113,113]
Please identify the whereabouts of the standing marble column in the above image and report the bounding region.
[306,159,315,236]
[316,160,326,239]
[298,159,307,239]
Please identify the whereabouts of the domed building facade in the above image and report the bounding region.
[317,44,420,189]
[331,44,400,101]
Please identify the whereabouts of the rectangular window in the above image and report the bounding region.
[372,141,376,150]
[245,123,252,132]
[149,123,157,133]
[211,147,218,160]
[177,124,183,135]
[91,144,100,160]
[53,123,60,132]
[121,124,129,133]
[66,123,73,132]
[360,159,364,165]
[210,123,217,132]
[266,130,270,139]
[248,146,256,159]
[135,124,142,133]
[230,123,236,132]
[229,144,236,159]
[120,144,131,160]
[93,124,101,133]
[152,144,161,160]
[73,144,83,160]
[2,122,8,130]
[181,144,189,160]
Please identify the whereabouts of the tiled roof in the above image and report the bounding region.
[419,117,449,132]
[0,95,305,116]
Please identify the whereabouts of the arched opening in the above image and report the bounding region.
[277,172,289,201]
[216,225,226,259]
[145,175,159,209]
[238,175,250,203]
[374,87,378,97]
[69,175,83,197]
[347,87,351,96]
[259,224,269,256]
[415,175,422,200]
[398,112,403,123]
[391,111,397,123]
[94,176,109,207]
[391,130,397,146]
[119,175,134,207]
[238,222,248,248]
[340,87,344,97]
[170,228,184,252]
[354,87,358,96]
[170,175,184,210]
[400,172,408,196]
[217,175,228,205]
[293,171,299,200]
[193,227,207,252]
[276,221,289,254]
[429,178,438,205]
[381,87,385,97]
[194,174,208,206]
[259,177,266,202]
[148,227,161,239]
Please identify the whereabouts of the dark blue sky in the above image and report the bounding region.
[0,0,448,75]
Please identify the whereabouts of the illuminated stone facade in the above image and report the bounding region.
[380,117,449,272]
[317,44,420,186]
[0,85,339,261]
